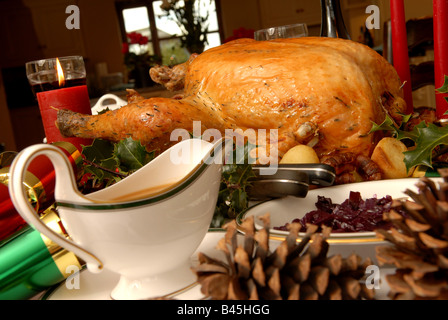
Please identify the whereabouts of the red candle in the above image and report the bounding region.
[35,57,92,151]
[390,0,414,114]
[434,0,448,119]
[37,85,92,151]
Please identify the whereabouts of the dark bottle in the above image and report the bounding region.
[363,26,374,47]
[320,0,351,39]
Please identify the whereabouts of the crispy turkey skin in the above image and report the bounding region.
[57,37,406,160]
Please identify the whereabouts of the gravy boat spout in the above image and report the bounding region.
[9,138,224,300]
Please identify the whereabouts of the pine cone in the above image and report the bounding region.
[193,214,375,300]
[375,169,448,300]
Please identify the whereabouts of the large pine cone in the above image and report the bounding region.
[375,170,448,300]
[192,215,375,300]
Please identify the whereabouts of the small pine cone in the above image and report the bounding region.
[193,214,375,300]
[375,170,448,300]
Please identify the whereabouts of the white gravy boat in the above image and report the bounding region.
[9,138,224,299]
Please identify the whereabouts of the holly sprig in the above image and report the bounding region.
[78,137,155,193]
[211,141,256,228]
[370,75,448,172]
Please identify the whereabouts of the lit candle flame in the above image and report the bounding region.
[56,58,65,87]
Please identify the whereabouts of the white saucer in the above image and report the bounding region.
[42,268,204,300]
[42,231,230,300]
[42,230,394,300]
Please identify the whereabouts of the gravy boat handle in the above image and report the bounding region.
[8,144,104,273]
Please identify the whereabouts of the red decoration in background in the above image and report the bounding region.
[0,144,81,242]
[390,0,414,114]
[0,183,26,241]
[127,32,149,45]
[433,0,448,119]
[224,27,255,43]
[122,42,129,54]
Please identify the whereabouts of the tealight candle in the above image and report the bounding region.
[26,56,93,151]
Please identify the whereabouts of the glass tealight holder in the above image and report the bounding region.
[25,56,87,97]
[254,23,308,41]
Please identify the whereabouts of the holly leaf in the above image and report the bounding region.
[436,75,448,105]
[369,113,418,142]
[81,139,120,188]
[436,75,448,94]
[78,138,155,192]
[114,137,155,171]
[369,115,397,133]
[397,120,427,142]
[82,138,115,163]
[403,123,448,171]
[83,163,119,186]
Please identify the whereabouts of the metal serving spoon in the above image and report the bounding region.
[248,163,336,200]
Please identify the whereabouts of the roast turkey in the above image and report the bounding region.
[57,37,406,163]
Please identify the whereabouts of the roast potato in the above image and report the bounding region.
[371,137,408,179]
[280,144,320,164]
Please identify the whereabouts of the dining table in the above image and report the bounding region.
[1,1,448,309]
